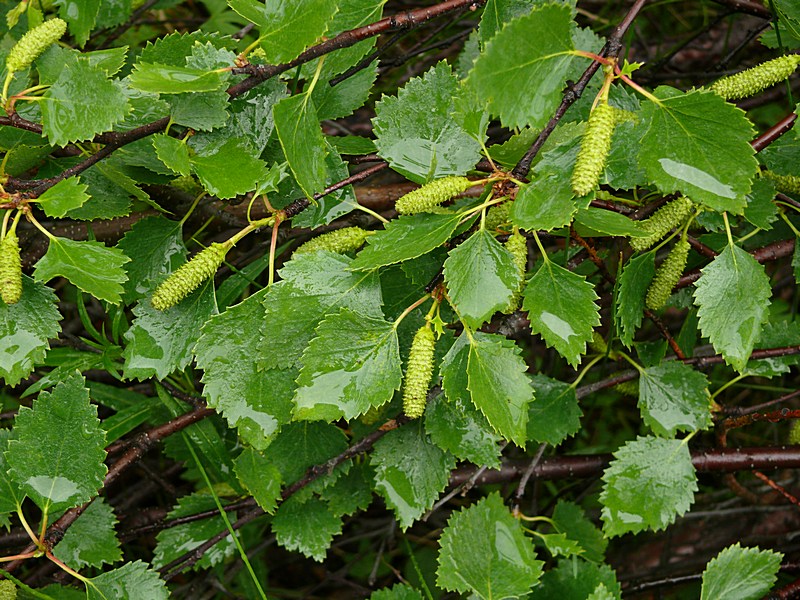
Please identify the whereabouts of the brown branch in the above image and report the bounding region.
[709,0,771,18]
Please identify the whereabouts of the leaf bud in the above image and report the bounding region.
[402,325,436,419]
[294,227,372,255]
[6,18,67,74]
[710,54,800,100]
[645,239,690,310]
[629,196,694,252]
[395,176,473,215]
[0,231,22,305]
[151,242,228,311]
[571,101,616,197]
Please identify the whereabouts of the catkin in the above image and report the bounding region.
[402,326,436,419]
[395,176,472,215]
[502,229,527,313]
[645,239,690,310]
[0,231,22,305]
[5,18,67,74]
[151,242,228,310]
[571,101,616,197]
[761,170,800,195]
[485,202,512,232]
[710,54,800,100]
[294,227,372,255]
[629,196,694,252]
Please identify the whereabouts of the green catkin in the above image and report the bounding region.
[485,202,512,232]
[709,54,800,100]
[394,176,473,215]
[629,196,694,252]
[645,238,690,310]
[571,101,616,197]
[761,170,800,195]
[589,331,608,355]
[0,579,16,600]
[503,230,527,313]
[294,227,372,255]
[0,231,22,305]
[402,326,436,419]
[5,18,67,74]
[789,420,800,445]
[151,242,228,310]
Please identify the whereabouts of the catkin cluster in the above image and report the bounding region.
[571,102,616,197]
[484,202,511,232]
[402,326,436,419]
[761,170,800,195]
[709,54,800,100]
[6,18,67,74]
[0,231,22,305]
[294,227,372,255]
[395,176,472,215]
[646,238,690,310]
[151,242,228,310]
[503,230,527,313]
[629,196,694,252]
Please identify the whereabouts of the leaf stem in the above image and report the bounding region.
[532,231,549,263]
[618,350,645,375]
[393,294,431,328]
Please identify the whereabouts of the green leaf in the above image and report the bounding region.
[701,543,783,600]
[273,92,329,200]
[195,291,296,449]
[0,431,22,518]
[55,0,100,47]
[538,532,584,559]
[371,584,424,600]
[41,58,130,146]
[551,500,607,563]
[425,392,502,469]
[36,177,90,218]
[266,422,348,487]
[123,280,218,381]
[437,493,543,598]
[527,374,582,446]
[67,163,145,220]
[523,260,600,367]
[693,244,771,372]
[465,333,534,446]
[574,207,646,238]
[256,0,338,64]
[747,321,800,376]
[5,372,107,514]
[260,251,384,369]
[536,560,622,600]
[373,61,481,183]
[272,495,342,561]
[371,421,455,529]
[153,134,191,176]
[600,436,697,536]
[86,560,168,600]
[117,216,187,304]
[638,88,757,213]
[234,447,282,514]
[467,3,575,129]
[615,252,656,348]
[443,229,520,329]
[152,492,236,570]
[639,361,711,437]
[743,177,778,230]
[479,0,538,45]
[322,463,373,517]
[190,138,270,199]
[128,63,228,93]
[0,276,61,387]
[294,309,401,421]
[34,237,130,304]
[167,90,230,130]
[350,213,462,271]
[53,497,122,569]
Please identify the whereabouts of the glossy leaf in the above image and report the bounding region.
[638,88,757,213]
[129,63,227,93]
[86,560,168,600]
[371,421,455,529]
[467,3,575,130]
[374,61,481,183]
[195,290,296,449]
[536,560,622,600]
[272,495,342,561]
[34,237,130,304]
[527,374,582,446]
[523,259,600,367]
[601,436,697,536]
[443,229,520,329]
[234,447,282,514]
[152,134,191,176]
[693,244,771,372]
[437,493,543,598]
[53,497,122,568]
[0,276,61,386]
[5,372,107,514]
[701,543,783,600]
[190,138,270,199]
[615,252,656,348]
[36,177,90,218]
[425,393,502,469]
[639,361,711,437]
[551,500,608,563]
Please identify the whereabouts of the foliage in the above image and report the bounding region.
[0,0,798,597]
